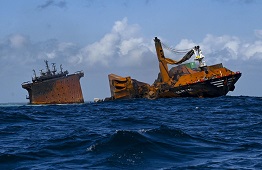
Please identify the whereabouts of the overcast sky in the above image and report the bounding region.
[1,0,262,103]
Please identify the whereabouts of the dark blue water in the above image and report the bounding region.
[0,96,261,169]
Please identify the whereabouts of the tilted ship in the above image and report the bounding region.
[106,37,242,100]
[22,60,84,104]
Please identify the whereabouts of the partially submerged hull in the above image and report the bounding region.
[22,61,84,104]
[157,73,241,98]
[22,73,84,104]
[106,37,242,101]
[155,63,241,98]
[107,63,241,100]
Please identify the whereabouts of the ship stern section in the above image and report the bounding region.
[22,71,84,104]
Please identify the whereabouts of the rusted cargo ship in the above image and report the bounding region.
[106,37,241,100]
[22,60,84,104]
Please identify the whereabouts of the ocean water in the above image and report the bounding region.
[0,96,261,169]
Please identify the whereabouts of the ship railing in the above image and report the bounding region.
[21,81,31,85]
[74,70,84,74]
[74,70,84,77]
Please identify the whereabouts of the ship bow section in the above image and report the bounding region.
[168,71,242,98]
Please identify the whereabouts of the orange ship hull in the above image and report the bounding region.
[106,37,242,101]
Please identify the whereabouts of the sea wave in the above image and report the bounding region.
[0,96,261,169]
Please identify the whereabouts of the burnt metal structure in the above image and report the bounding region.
[22,60,84,104]
[106,37,241,100]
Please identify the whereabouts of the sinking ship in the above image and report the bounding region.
[22,60,84,104]
[106,37,241,100]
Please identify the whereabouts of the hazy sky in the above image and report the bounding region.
[1,0,262,103]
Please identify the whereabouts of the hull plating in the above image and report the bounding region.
[22,73,84,104]
[161,74,242,98]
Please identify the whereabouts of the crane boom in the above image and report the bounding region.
[154,37,194,83]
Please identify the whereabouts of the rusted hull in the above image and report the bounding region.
[22,73,84,104]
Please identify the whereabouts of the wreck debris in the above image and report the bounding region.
[107,37,241,100]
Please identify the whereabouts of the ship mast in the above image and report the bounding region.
[52,63,57,75]
[60,64,63,73]
[44,60,51,76]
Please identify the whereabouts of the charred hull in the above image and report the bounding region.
[107,74,152,100]
[22,61,84,104]
[159,73,241,98]
[22,73,84,104]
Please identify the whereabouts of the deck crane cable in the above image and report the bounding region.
[162,42,193,54]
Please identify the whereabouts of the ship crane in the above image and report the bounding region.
[154,37,195,84]
[155,37,210,83]
[106,36,241,100]
[161,39,207,69]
